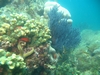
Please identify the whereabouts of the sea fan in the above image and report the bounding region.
[48,5,81,52]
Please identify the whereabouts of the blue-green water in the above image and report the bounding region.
[58,0,100,30]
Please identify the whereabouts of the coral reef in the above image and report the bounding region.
[0,49,26,75]
[0,13,51,57]
[1,0,95,75]
[0,0,54,74]
[0,13,50,47]
[47,5,80,52]
[0,12,54,74]
[0,0,48,24]
[0,0,60,74]
[56,61,79,75]
[25,43,59,75]
[54,29,100,75]
[10,0,46,19]
[68,29,100,75]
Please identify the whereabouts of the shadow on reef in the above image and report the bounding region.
[30,66,51,75]
[0,0,12,8]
